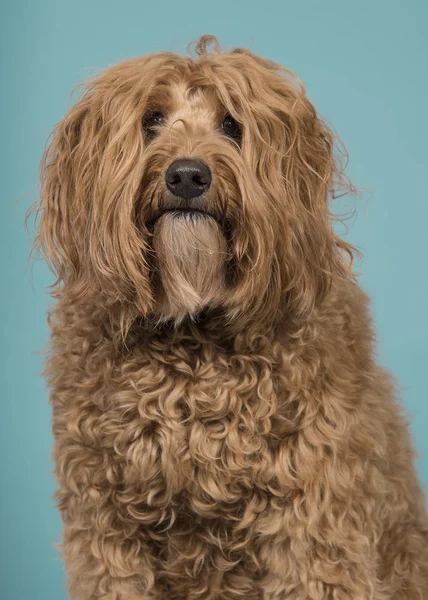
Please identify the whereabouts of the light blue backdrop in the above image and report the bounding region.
[1,1,427,599]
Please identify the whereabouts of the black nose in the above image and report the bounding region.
[165,159,211,200]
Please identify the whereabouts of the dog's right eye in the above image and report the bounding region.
[142,111,164,139]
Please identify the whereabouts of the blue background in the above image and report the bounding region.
[1,1,427,598]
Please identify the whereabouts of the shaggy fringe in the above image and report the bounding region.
[27,34,360,340]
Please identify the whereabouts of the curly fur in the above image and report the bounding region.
[29,35,428,599]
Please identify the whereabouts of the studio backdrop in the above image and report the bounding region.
[1,1,427,599]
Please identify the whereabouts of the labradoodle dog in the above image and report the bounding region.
[30,35,428,599]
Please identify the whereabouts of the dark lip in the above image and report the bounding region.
[147,207,221,228]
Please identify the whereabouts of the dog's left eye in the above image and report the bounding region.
[221,114,242,143]
[142,111,164,139]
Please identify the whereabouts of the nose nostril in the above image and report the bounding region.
[193,174,206,186]
[169,174,181,185]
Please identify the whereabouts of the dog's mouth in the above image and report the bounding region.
[147,206,222,229]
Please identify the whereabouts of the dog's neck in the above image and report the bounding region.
[53,277,360,361]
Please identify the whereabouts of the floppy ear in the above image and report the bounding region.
[278,91,357,316]
[28,70,155,315]
[30,98,92,298]
[246,65,358,318]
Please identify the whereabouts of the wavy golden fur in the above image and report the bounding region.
[29,35,428,599]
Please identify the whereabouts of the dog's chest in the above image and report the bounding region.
[114,342,288,519]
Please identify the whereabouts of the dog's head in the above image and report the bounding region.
[33,36,356,335]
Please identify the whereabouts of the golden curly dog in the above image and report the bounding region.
[30,35,428,599]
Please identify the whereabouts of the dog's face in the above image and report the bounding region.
[139,77,248,322]
[34,36,354,334]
